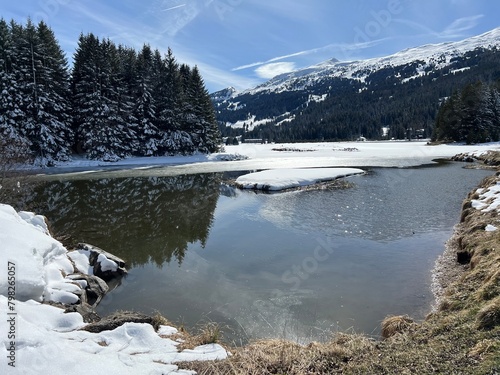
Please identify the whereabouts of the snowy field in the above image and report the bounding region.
[37,140,500,179]
[0,204,227,374]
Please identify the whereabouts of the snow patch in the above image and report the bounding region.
[97,253,119,272]
[471,182,500,212]
[235,167,364,191]
[227,115,272,131]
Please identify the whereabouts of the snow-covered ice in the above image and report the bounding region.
[35,141,500,180]
[0,204,228,374]
[235,167,364,191]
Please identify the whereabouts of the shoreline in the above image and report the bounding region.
[430,223,470,312]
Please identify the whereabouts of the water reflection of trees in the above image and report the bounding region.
[31,174,221,266]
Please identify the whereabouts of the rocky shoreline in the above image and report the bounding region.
[59,243,128,323]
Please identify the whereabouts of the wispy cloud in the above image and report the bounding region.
[233,50,309,71]
[233,37,391,72]
[393,14,484,39]
[440,15,484,37]
[255,62,296,79]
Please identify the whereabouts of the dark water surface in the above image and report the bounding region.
[31,162,492,344]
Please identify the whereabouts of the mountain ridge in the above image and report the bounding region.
[212,27,500,142]
[242,27,500,95]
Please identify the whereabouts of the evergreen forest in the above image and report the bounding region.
[0,18,221,166]
[432,81,500,144]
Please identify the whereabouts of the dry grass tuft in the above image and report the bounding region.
[182,334,376,375]
[468,339,498,359]
[381,315,414,339]
[477,269,500,301]
[151,311,170,331]
[476,297,500,330]
[179,322,223,350]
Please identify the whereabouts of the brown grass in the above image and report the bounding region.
[476,297,500,330]
[183,334,375,375]
[178,322,223,351]
[380,315,414,339]
[151,311,170,331]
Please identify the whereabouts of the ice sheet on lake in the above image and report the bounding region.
[235,167,364,191]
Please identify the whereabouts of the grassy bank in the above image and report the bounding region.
[181,166,500,374]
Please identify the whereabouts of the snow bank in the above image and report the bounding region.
[235,167,364,191]
[0,295,226,374]
[471,182,500,212]
[0,204,228,374]
[0,204,69,302]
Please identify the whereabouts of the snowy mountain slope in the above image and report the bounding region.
[212,27,500,140]
[244,27,500,95]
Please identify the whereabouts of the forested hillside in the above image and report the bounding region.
[213,30,500,143]
[432,81,500,143]
[0,18,221,166]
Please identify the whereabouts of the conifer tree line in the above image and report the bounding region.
[0,18,221,165]
[432,81,500,144]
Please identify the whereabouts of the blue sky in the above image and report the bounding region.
[2,0,499,92]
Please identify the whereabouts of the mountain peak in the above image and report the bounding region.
[242,27,500,95]
[210,86,238,101]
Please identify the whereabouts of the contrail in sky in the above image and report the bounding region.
[162,4,186,11]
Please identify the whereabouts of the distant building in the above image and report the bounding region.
[244,138,264,144]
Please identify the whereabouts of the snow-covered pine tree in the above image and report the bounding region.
[173,63,196,154]
[8,20,37,151]
[156,48,186,155]
[105,39,138,158]
[115,45,140,155]
[34,21,73,165]
[72,35,132,161]
[72,33,113,160]
[134,44,160,156]
[0,19,28,149]
[4,19,73,166]
[185,66,222,153]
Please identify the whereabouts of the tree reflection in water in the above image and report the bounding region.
[31,173,222,266]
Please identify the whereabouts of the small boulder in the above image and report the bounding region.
[67,273,109,307]
[76,243,127,281]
